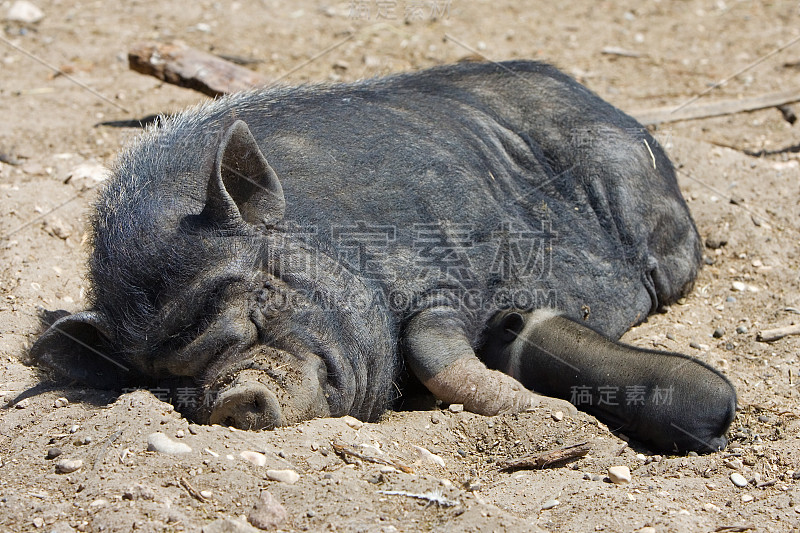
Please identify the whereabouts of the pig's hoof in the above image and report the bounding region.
[209,382,284,430]
[423,357,574,417]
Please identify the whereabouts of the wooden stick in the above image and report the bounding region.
[499,441,591,471]
[631,88,800,125]
[179,476,208,503]
[331,442,414,474]
[128,41,270,97]
[756,323,800,343]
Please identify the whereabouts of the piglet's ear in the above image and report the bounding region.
[201,120,286,227]
[30,311,130,389]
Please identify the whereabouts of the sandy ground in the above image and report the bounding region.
[2,0,800,531]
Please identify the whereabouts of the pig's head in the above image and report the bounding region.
[31,118,394,429]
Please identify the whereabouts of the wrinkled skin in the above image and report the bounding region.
[31,61,736,453]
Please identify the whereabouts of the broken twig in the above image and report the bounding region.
[499,442,591,471]
[378,489,458,507]
[631,88,800,125]
[128,41,270,97]
[331,442,414,474]
[179,476,208,503]
[756,323,800,343]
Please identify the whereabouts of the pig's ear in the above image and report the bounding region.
[30,311,131,389]
[202,120,286,227]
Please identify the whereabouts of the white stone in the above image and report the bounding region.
[732,281,747,292]
[6,1,44,23]
[730,472,748,487]
[608,465,632,484]
[341,415,363,429]
[202,517,262,533]
[147,432,192,455]
[66,161,108,187]
[551,411,564,422]
[266,469,300,484]
[448,404,464,413]
[541,499,559,510]
[240,451,267,467]
[741,494,754,503]
[55,458,83,474]
[413,445,445,467]
[53,397,69,408]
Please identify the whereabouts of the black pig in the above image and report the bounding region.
[32,60,736,453]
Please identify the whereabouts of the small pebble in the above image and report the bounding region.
[200,490,213,499]
[46,448,62,460]
[89,499,108,507]
[33,517,44,528]
[248,491,287,530]
[732,281,747,292]
[541,499,559,510]
[705,234,728,249]
[55,458,83,474]
[340,415,363,429]
[14,398,29,409]
[266,469,300,484]
[6,1,44,23]
[736,325,748,334]
[741,494,754,503]
[608,465,632,484]
[53,397,69,408]
[240,451,267,467]
[175,430,185,438]
[757,415,770,423]
[730,472,748,487]
[413,445,445,467]
[724,458,744,470]
[69,424,80,434]
[636,528,656,533]
[712,328,725,338]
[551,411,564,422]
[202,518,261,533]
[448,404,464,413]
[122,484,156,501]
[147,432,192,455]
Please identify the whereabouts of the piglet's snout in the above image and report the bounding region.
[209,381,284,430]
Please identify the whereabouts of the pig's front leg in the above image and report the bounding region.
[404,307,575,416]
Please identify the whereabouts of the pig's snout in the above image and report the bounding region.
[208,382,284,430]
